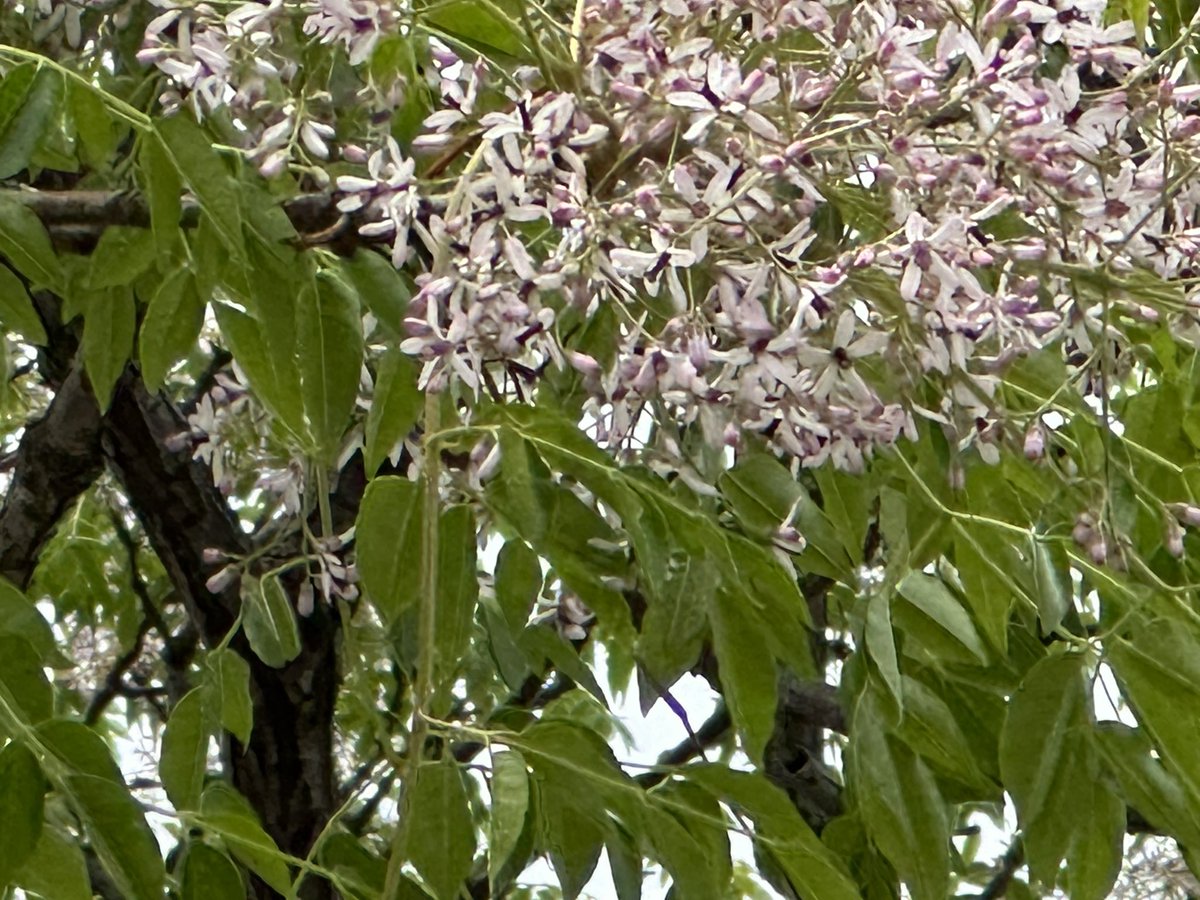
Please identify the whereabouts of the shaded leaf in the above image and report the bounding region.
[82,287,135,411]
[355,476,422,624]
[298,271,363,462]
[242,574,301,668]
[0,635,53,728]
[488,751,529,889]
[180,842,245,900]
[0,740,45,885]
[0,264,47,344]
[0,68,61,179]
[200,782,292,894]
[139,266,205,391]
[208,649,253,747]
[364,349,420,476]
[0,196,61,291]
[160,686,213,811]
[14,826,92,900]
[68,773,166,900]
[405,759,477,900]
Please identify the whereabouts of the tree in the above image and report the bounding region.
[2,0,1200,897]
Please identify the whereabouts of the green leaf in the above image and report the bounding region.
[0,578,63,665]
[298,272,363,462]
[1095,722,1200,847]
[0,66,35,136]
[340,249,409,337]
[0,264,47,344]
[35,719,124,782]
[494,540,541,632]
[82,287,135,411]
[14,827,91,900]
[999,652,1089,884]
[1029,537,1069,636]
[0,68,62,179]
[180,842,246,900]
[364,349,420,476]
[687,766,859,900]
[242,574,301,669]
[433,505,479,713]
[138,134,182,257]
[200,783,292,895]
[648,780,732,898]
[0,740,45,885]
[211,303,305,442]
[494,430,553,542]
[155,116,242,252]
[848,689,950,900]
[899,677,995,794]
[139,266,205,391]
[68,80,116,168]
[160,687,213,811]
[638,553,711,691]
[405,759,477,900]
[953,528,1012,655]
[0,635,53,728]
[356,477,423,624]
[422,0,527,58]
[88,227,157,290]
[488,750,530,889]
[0,197,61,291]
[707,589,776,766]
[897,572,987,663]
[68,773,166,900]
[865,591,902,715]
[317,832,388,900]
[208,649,253,747]
[1109,623,1200,803]
[1065,776,1123,900]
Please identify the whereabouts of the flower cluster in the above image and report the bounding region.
[85,0,1200,476]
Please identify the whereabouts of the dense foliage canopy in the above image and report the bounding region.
[5,0,1200,897]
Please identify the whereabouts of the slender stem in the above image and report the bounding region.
[316,466,333,538]
[382,390,442,898]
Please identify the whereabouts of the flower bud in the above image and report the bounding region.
[1023,423,1045,460]
[1166,519,1185,558]
[205,565,238,595]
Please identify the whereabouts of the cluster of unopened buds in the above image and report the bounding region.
[1165,503,1200,558]
[1073,512,1124,569]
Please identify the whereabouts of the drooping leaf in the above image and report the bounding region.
[208,649,253,747]
[488,750,530,889]
[200,782,292,894]
[1065,776,1124,900]
[364,349,421,476]
[139,265,205,391]
[88,227,157,290]
[340,249,410,336]
[999,652,1089,884]
[355,476,423,624]
[0,578,64,665]
[0,197,61,291]
[0,68,62,179]
[0,264,47,344]
[0,635,53,728]
[241,574,302,668]
[160,686,214,811]
[433,504,479,713]
[155,116,243,252]
[82,286,135,411]
[14,826,92,900]
[848,688,950,900]
[1095,722,1200,848]
[35,719,124,782]
[138,132,182,256]
[494,540,541,632]
[637,553,711,692]
[297,271,363,463]
[422,0,528,59]
[180,841,246,900]
[68,773,166,900]
[708,588,776,765]
[0,740,45,885]
[897,572,988,664]
[405,759,477,900]
[865,590,902,715]
[687,765,859,900]
[68,79,117,168]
